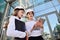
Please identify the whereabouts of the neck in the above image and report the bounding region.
[17,16,21,19]
[28,18,33,21]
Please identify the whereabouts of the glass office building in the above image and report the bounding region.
[0,0,60,40]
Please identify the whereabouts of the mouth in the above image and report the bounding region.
[30,16,33,17]
[21,15,23,17]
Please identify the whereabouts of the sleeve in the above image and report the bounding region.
[25,22,31,35]
[6,16,26,38]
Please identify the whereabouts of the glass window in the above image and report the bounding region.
[0,0,7,38]
[48,13,58,31]
[0,0,7,26]
[11,0,20,8]
[0,0,6,13]
[8,7,14,16]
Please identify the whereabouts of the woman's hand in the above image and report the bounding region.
[25,31,29,40]
[30,19,44,32]
[30,24,38,32]
[35,19,43,28]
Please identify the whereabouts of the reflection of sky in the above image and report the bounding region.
[48,14,58,31]
[44,20,50,33]
[0,0,6,13]
[43,13,58,33]
[11,0,20,8]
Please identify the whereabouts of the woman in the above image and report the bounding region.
[25,9,44,40]
[7,6,27,40]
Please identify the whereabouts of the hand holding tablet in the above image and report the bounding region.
[35,17,45,27]
[30,17,45,32]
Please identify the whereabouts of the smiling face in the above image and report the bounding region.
[26,11,34,20]
[13,9,25,19]
[17,10,24,18]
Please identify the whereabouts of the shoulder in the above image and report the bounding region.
[9,16,16,21]
[10,16,15,19]
[25,20,36,25]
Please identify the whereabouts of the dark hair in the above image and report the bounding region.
[14,8,25,11]
[13,8,25,16]
[26,11,34,16]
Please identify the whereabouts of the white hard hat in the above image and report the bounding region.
[14,6,24,10]
[26,9,34,13]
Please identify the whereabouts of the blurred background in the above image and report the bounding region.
[0,0,60,40]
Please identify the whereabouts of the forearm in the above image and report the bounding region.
[30,25,36,32]
[7,30,26,38]
[26,32,29,40]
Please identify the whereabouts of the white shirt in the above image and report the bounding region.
[7,16,26,38]
[25,20,43,37]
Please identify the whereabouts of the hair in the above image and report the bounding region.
[26,11,34,16]
[26,11,34,19]
[4,8,25,29]
[13,8,25,16]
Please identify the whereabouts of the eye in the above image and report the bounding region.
[29,13,30,15]
[21,12,24,14]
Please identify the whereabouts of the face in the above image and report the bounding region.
[27,11,34,19]
[17,10,24,18]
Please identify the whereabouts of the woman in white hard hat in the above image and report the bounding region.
[6,6,27,40]
[25,9,44,40]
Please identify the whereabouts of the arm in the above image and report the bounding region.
[30,25,37,32]
[30,20,44,32]
[7,16,26,38]
[25,32,29,40]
